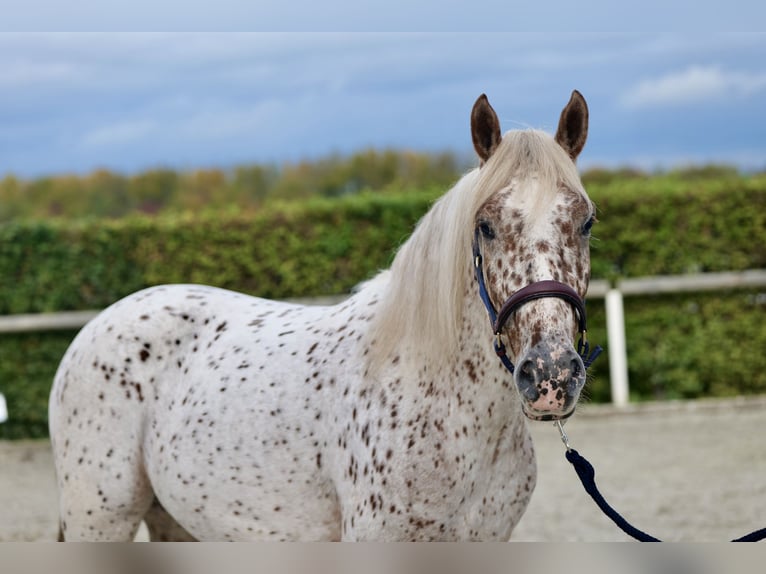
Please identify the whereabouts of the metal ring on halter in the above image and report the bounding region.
[555,420,572,451]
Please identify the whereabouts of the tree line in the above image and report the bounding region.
[0,149,465,222]
[1,146,753,223]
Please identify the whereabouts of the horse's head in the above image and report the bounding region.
[470,91,594,421]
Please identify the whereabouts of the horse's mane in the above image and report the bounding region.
[366,129,585,372]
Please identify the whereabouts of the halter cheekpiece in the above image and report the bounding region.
[472,227,602,375]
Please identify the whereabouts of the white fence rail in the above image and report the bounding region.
[606,269,766,406]
[1,269,764,407]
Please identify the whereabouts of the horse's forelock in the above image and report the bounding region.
[477,130,585,225]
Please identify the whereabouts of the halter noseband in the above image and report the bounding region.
[472,227,602,375]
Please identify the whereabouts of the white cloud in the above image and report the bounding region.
[621,65,766,108]
[0,59,80,88]
[82,120,156,147]
[178,100,289,141]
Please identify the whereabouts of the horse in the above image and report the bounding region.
[49,90,596,541]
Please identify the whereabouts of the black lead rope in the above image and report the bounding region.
[564,447,660,542]
[555,421,766,542]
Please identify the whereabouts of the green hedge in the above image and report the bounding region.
[0,193,437,314]
[587,175,766,279]
[1,176,766,438]
[582,290,766,405]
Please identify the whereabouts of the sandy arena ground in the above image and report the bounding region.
[2,396,765,542]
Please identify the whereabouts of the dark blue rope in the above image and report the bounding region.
[577,338,602,369]
[565,448,661,542]
[564,447,766,542]
[732,528,766,542]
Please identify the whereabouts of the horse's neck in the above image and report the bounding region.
[414,265,522,420]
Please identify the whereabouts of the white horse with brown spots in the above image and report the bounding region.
[50,91,597,541]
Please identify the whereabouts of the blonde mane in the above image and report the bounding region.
[366,129,585,371]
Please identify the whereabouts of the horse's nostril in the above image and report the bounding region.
[571,358,582,379]
[521,361,534,377]
[516,359,539,400]
[519,360,535,381]
[567,355,586,396]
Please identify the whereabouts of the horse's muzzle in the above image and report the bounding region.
[514,342,585,421]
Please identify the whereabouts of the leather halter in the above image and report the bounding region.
[472,227,602,375]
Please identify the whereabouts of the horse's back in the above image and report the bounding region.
[50,284,270,418]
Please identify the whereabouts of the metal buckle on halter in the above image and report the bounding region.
[576,329,588,356]
[493,332,508,360]
[493,331,517,374]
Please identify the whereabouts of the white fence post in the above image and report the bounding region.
[0,392,7,423]
[605,288,629,407]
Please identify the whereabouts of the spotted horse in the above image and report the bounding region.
[50,90,599,541]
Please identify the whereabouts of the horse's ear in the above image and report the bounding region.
[555,90,589,162]
[471,94,502,165]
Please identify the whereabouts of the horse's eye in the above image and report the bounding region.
[478,221,496,240]
[582,215,596,236]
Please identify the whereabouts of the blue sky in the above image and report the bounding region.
[2,31,766,178]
